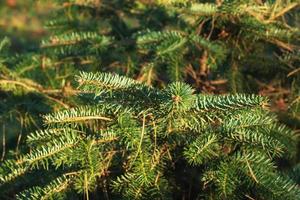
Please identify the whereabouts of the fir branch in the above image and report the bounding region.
[16,175,71,200]
[184,133,220,165]
[194,94,268,110]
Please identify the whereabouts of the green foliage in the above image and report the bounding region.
[0,0,300,199]
[1,0,300,146]
[17,175,70,200]
[0,72,299,199]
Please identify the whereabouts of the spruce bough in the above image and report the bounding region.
[0,71,299,199]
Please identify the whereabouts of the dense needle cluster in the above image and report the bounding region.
[0,0,299,199]
[0,72,299,199]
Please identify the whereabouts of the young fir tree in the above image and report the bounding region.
[1,0,300,139]
[0,0,300,199]
[0,72,299,199]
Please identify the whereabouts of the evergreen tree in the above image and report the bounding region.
[0,72,299,199]
[1,0,299,136]
[0,0,300,199]
[1,0,299,138]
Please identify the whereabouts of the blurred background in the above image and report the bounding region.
[0,0,52,52]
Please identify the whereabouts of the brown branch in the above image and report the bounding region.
[268,3,299,22]
[95,137,118,144]
[268,39,295,51]
[287,67,300,77]
[210,79,227,85]
[0,79,81,108]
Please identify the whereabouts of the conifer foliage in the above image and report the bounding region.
[0,0,300,199]
[0,72,299,199]
[1,0,300,148]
